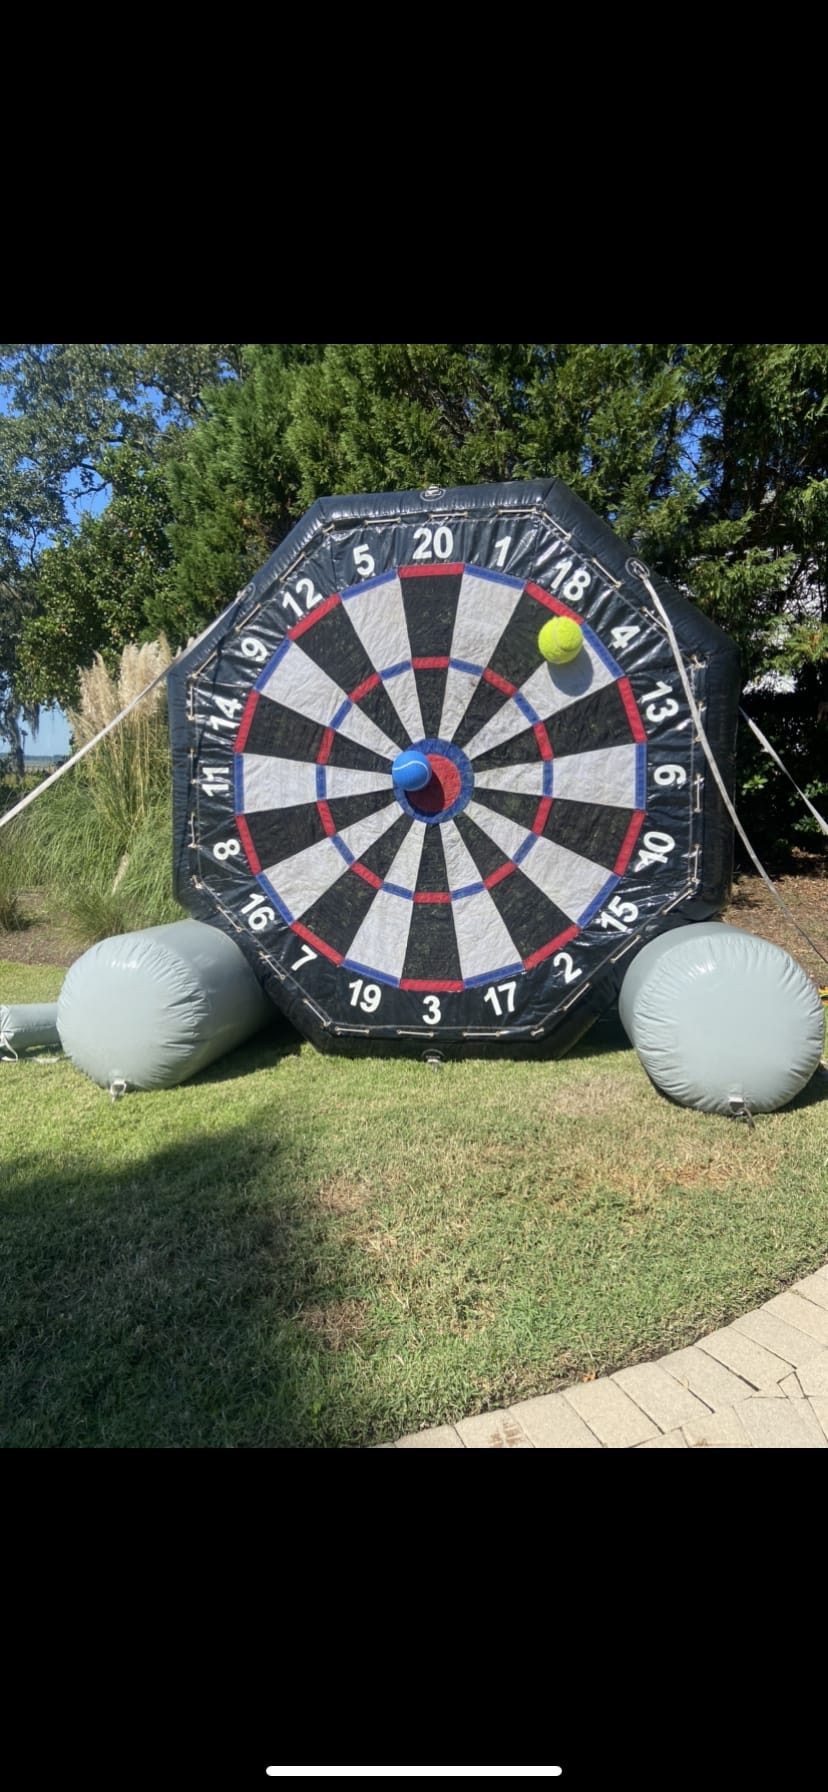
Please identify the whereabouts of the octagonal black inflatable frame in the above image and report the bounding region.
[168,479,740,1056]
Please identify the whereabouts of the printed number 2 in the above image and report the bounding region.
[553,951,582,984]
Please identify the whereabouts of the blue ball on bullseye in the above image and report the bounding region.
[392,749,432,792]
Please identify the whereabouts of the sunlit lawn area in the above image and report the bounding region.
[1,959,827,1448]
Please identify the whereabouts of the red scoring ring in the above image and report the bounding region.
[409,753,463,816]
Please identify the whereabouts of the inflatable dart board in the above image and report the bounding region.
[168,481,740,1055]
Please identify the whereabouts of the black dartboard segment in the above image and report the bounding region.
[168,481,740,1053]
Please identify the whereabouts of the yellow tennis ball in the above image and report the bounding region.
[538,616,584,664]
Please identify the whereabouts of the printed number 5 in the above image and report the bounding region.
[423,995,442,1024]
[353,543,375,578]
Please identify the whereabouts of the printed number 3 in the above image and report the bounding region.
[422,995,442,1025]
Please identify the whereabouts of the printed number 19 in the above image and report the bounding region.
[348,978,381,1013]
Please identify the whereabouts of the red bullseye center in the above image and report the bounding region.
[409,753,462,815]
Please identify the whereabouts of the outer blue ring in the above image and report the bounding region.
[393,737,474,825]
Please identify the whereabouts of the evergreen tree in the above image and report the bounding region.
[1,343,240,718]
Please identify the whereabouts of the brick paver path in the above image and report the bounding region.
[380,1267,828,1449]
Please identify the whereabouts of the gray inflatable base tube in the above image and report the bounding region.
[57,921,272,1092]
[618,923,825,1115]
[0,1002,61,1057]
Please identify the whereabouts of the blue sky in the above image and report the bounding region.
[25,704,71,755]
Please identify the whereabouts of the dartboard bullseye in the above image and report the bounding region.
[168,481,740,1054]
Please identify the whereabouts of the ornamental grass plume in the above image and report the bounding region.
[67,637,173,843]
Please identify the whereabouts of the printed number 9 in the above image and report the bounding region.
[241,636,267,662]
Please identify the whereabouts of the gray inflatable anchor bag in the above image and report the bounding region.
[57,920,272,1092]
[618,923,825,1115]
[0,1002,62,1059]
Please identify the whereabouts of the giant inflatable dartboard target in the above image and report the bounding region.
[168,481,740,1054]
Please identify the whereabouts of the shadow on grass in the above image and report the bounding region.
[187,1017,304,1086]
[569,1007,633,1059]
[787,1062,828,1111]
[0,1105,376,1450]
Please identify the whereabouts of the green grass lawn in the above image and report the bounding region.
[2,958,827,1448]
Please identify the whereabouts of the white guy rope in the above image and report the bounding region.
[0,595,242,836]
[630,560,828,972]
[740,708,828,836]
[0,658,173,833]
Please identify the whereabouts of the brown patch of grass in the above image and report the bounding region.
[313,1176,401,1258]
[659,1153,753,1193]
[359,1228,400,1261]
[296,1299,367,1351]
[314,1175,374,1216]
[521,1114,790,1211]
